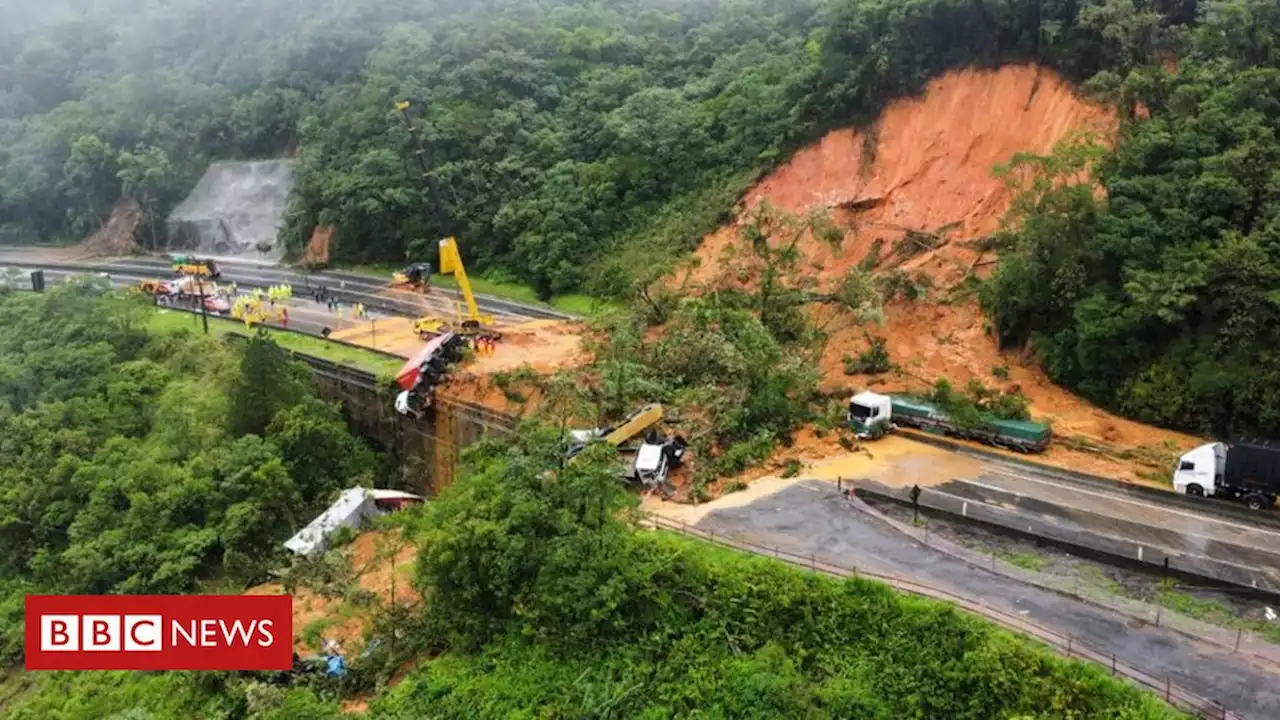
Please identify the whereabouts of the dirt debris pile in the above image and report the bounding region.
[468,319,586,375]
[690,64,1198,484]
[246,530,418,655]
[69,198,141,259]
[303,225,334,268]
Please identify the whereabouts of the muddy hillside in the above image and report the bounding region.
[695,64,1200,480]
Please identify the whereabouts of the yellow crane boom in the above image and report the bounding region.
[438,237,482,322]
[602,404,665,447]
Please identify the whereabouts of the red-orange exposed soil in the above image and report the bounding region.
[302,226,334,268]
[246,530,418,655]
[691,64,1199,483]
[470,319,587,375]
[436,319,591,416]
[694,64,1116,288]
[439,371,542,419]
[64,198,141,259]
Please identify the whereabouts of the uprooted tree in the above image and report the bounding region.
[732,201,884,345]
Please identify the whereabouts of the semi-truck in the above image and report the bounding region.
[1172,439,1280,510]
[848,391,1051,453]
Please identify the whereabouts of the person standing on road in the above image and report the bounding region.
[280,308,289,329]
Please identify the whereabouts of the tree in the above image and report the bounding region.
[266,396,376,501]
[62,135,120,235]
[414,428,645,649]
[117,145,173,249]
[227,332,311,438]
[729,202,884,344]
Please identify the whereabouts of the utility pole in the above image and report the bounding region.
[197,277,209,335]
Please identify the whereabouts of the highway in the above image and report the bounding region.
[1,264,372,336]
[673,480,1280,718]
[0,253,574,323]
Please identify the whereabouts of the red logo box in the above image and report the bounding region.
[25,595,292,671]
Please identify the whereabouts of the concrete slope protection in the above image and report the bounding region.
[692,480,1280,718]
[166,160,296,263]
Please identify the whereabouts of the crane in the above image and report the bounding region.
[412,237,496,338]
[389,99,440,294]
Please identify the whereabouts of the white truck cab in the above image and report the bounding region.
[1172,442,1225,497]
[848,391,893,439]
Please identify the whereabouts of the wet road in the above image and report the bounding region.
[967,464,1280,556]
[695,480,1280,718]
[3,266,402,346]
[0,253,571,322]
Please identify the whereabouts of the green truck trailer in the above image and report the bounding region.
[848,391,1051,453]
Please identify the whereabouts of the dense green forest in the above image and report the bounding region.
[0,281,377,663]
[4,428,1184,719]
[983,2,1280,437]
[0,0,1156,291]
[6,0,1280,430]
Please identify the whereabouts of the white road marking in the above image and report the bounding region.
[964,467,1280,539]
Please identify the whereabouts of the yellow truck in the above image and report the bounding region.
[567,404,688,493]
[172,255,221,278]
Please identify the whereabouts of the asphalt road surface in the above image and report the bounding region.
[2,265,387,341]
[695,480,1280,719]
[961,463,1280,555]
[0,252,571,322]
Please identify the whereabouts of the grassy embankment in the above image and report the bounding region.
[148,308,404,378]
[344,264,612,316]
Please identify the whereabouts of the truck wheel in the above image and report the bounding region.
[1186,484,1204,497]
[1246,493,1271,511]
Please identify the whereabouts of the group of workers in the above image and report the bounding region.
[261,283,294,302]
[231,296,288,328]
[325,299,368,319]
[473,335,498,356]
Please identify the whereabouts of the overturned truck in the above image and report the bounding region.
[568,404,687,495]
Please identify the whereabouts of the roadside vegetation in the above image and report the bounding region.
[504,204,884,498]
[4,429,1185,719]
[0,281,379,665]
[147,306,405,378]
[344,265,609,316]
[5,0,1280,440]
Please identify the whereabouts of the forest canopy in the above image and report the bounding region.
[2,428,1185,719]
[0,0,1152,292]
[7,0,1280,436]
[0,282,378,663]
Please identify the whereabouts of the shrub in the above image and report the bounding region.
[842,334,893,375]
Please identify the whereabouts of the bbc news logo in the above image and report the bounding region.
[25,595,292,671]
